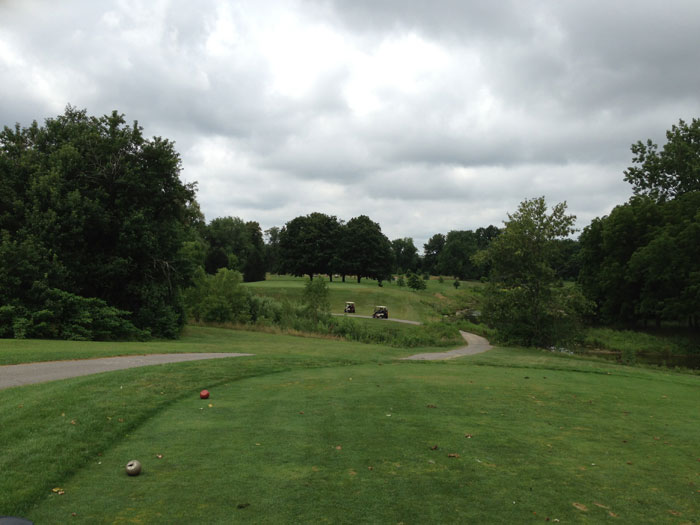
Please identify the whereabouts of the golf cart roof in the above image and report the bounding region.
[345,301,355,304]
[375,306,387,309]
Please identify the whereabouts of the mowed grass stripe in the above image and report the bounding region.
[24,359,700,524]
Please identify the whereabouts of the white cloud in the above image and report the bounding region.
[1,0,699,251]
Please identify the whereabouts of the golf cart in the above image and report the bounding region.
[344,301,356,313]
[372,306,388,319]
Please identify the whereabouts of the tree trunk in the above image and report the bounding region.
[342,274,346,283]
[309,273,313,281]
[357,276,361,283]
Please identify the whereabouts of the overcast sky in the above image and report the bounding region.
[2,1,699,248]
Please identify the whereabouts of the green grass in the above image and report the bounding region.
[585,327,699,355]
[2,326,698,523]
[243,274,483,322]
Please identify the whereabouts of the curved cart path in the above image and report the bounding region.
[1,319,493,389]
[333,313,493,360]
[401,330,493,361]
[0,353,254,391]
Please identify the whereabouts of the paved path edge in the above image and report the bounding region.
[400,331,493,361]
[0,353,255,390]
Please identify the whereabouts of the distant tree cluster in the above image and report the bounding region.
[200,217,266,282]
[421,226,501,280]
[278,213,393,283]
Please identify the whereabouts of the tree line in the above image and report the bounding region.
[577,118,700,329]
[1,106,697,342]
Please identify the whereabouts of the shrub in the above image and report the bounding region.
[183,268,251,324]
[0,285,146,341]
[407,272,427,291]
[302,278,330,322]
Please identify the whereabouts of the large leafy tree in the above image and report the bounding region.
[437,230,479,279]
[203,217,266,282]
[477,197,590,347]
[579,117,700,329]
[578,193,699,328]
[422,233,445,276]
[337,215,392,283]
[624,118,700,201]
[0,106,200,338]
[278,212,340,279]
[263,226,282,275]
[391,237,420,274]
[423,227,499,279]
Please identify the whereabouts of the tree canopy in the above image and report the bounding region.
[203,217,266,282]
[578,193,699,327]
[624,118,700,201]
[579,117,700,329]
[391,237,420,274]
[278,213,340,279]
[337,215,392,283]
[0,106,200,339]
[478,197,590,347]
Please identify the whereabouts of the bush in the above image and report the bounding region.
[407,272,427,291]
[302,278,330,322]
[0,285,146,341]
[183,268,251,324]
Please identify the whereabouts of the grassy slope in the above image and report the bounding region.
[243,274,481,322]
[2,326,698,523]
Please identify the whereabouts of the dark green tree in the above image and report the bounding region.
[0,106,200,338]
[337,215,392,283]
[477,197,590,347]
[406,272,427,291]
[202,217,266,282]
[624,118,700,201]
[264,226,282,275]
[475,225,501,249]
[578,196,662,325]
[578,193,699,328]
[391,237,420,274]
[242,221,266,282]
[422,233,445,275]
[437,230,479,279]
[279,213,340,280]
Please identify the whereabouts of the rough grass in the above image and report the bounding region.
[2,326,698,523]
[584,327,699,355]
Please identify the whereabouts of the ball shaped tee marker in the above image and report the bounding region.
[200,389,210,399]
[126,460,142,476]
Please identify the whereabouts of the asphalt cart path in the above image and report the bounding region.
[1,318,493,389]
[332,313,493,360]
[401,330,493,360]
[332,313,421,325]
[0,353,254,391]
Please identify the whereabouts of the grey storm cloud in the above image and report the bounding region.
[2,0,700,247]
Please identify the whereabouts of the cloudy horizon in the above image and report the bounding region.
[2,0,699,247]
